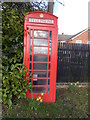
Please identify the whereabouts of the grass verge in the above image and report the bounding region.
[2,87,88,118]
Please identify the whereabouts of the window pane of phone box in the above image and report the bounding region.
[33,80,46,85]
[33,56,48,62]
[34,39,48,46]
[33,64,47,70]
[32,87,46,93]
[34,30,48,38]
[34,47,48,54]
[33,72,47,77]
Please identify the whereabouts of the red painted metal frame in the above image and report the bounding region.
[23,11,58,102]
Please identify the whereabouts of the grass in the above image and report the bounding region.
[2,87,88,118]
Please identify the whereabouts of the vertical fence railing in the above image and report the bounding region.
[57,43,90,83]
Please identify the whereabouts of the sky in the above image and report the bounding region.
[53,0,90,35]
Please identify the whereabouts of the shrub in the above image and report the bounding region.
[2,63,32,108]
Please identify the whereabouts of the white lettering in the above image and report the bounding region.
[29,18,54,24]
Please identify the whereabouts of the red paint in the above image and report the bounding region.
[23,11,58,102]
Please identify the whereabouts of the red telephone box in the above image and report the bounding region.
[23,11,58,102]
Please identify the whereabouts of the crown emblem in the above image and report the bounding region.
[40,14,44,18]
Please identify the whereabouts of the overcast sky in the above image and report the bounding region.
[53,0,89,35]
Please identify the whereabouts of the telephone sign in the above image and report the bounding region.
[29,18,54,24]
[23,11,58,102]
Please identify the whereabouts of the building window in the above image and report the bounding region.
[60,41,66,46]
[61,41,66,44]
[87,41,90,44]
[76,40,82,44]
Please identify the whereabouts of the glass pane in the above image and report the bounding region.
[49,48,51,54]
[33,64,47,70]
[48,71,50,77]
[30,55,32,61]
[33,80,46,85]
[34,30,48,38]
[50,31,52,39]
[30,30,32,38]
[30,46,32,54]
[48,86,50,93]
[32,87,46,93]
[48,79,50,85]
[48,80,50,93]
[34,39,48,46]
[49,40,51,47]
[33,56,48,62]
[49,63,50,70]
[33,72,47,78]
[33,74,37,78]
[30,38,32,46]
[49,56,51,62]
[49,31,52,47]
[30,63,32,69]
[34,47,48,54]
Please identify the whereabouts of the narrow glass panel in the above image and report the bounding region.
[49,40,51,47]
[33,80,46,85]
[48,79,50,85]
[48,71,50,77]
[49,56,51,62]
[32,87,46,93]
[33,64,47,70]
[33,72,47,78]
[30,55,32,61]
[34,30,48,38]
[34,39,48,46]
[48,79,50,93]
[50,31,52,39]
[49,48,51,54]
[30,63,32,70]
[34,47,48,54]
[49,31,52,47]
[30,38,32,46]
[30,30,32,38]
[49,63,50,70]
[33,56,48,62]
[48,87,50,93]
[30,46,32,54]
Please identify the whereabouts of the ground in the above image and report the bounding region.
[2,87,88,119]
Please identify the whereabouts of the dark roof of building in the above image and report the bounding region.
[58,28,88,41]
[58,34,73,41]
[69,29,87,40]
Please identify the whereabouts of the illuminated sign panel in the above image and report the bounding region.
[29,18,54,24]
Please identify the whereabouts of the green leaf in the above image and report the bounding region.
[18,95,21,99]
[8,99,12,108]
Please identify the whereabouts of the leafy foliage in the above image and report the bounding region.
[2,3,30,108]
[68,83,79,94]
[2,2,47,107]
[2,64,31,108]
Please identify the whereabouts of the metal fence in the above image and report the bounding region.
[57,43,90,83]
